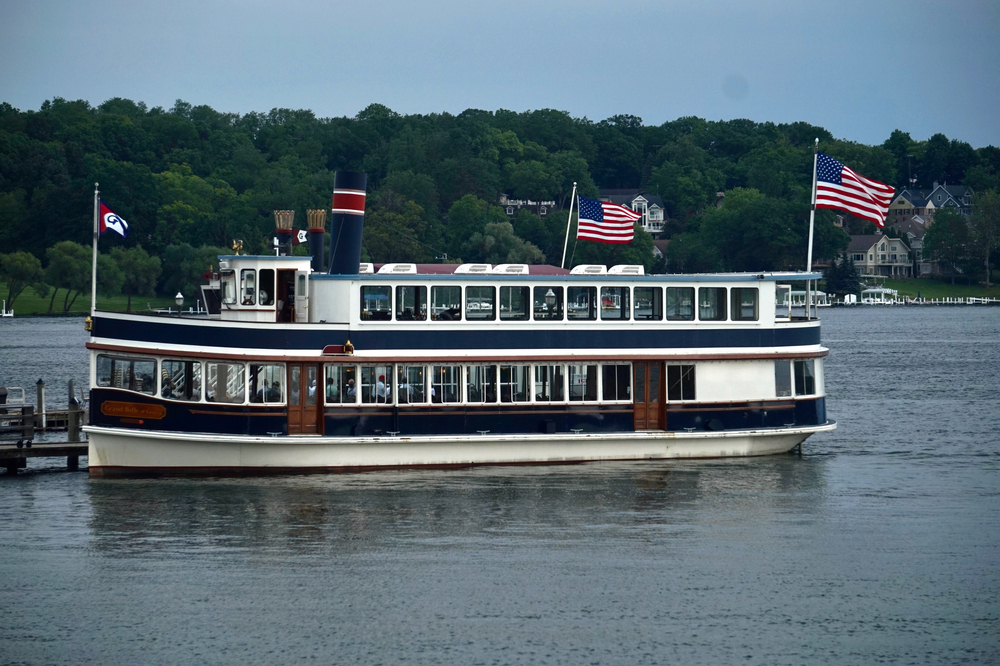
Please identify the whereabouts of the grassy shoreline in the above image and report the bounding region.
[3,285,177,316]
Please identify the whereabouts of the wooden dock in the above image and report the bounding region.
[0,440,88,473]
[1,404,88,474]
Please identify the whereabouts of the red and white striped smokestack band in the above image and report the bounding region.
[331,188,367,216]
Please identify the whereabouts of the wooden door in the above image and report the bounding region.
[633,362,664,430]
[287,363,321,435]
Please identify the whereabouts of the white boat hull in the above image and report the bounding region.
[84,422,836,475]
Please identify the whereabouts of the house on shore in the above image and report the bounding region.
[848,234,913,278]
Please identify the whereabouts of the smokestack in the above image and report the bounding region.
[306,209,327,273]
[273,210,295,256]
[328,171,367,274]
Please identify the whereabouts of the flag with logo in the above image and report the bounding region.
[576,196,642,244]
[98,201,130,238]
[814,153,895,228]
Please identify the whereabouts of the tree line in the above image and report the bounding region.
[1,96,998,308]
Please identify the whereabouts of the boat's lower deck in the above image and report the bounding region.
[84,421,836,477]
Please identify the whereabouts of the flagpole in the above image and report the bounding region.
[806,139,819,319]
[560,182,577,269]
[91,183,99,315]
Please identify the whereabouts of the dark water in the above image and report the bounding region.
[1,310,998,665]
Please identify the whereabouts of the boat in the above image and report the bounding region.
[1,300,12,317]
[83,172,835,476]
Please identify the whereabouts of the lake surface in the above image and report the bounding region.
[1,309,998,665]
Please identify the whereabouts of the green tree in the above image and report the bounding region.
[159,244,228,302]
[44,241,91,313]
[923,208,970,283]
[666,188,836,273]
[969,189,1000,286]
[444,195,509,260]
[0,251,49,309]
[362,194,432,263]
[110,245,161,311]
[462,222,545,264]
[96,253,125,301]
[824,253,861,298]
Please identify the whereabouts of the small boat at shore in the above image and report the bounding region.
[1,300,12,317]
[83,172,835,477]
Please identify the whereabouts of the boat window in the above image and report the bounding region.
[259,269,275,306]
[499,365,530,403]
[665,287,694,321]
[431,365,461,403]
[533,287,564,320]
[499,286,530,320]
[601,364,631,401]
[634,287,662,321]
[667,365,696,401]
[206,361,246,403]
[466,286,496,320]
[731,288,758,321]
[305,366,319,407]
[361,365,393,404]
[600,287,630,320]
[96,355,156,395]
[249,364,283,403]
[568,364,598,401]
[395,286,427,321]
[534,365,564,401]
[567,287,597,320]
[289,366,301,406]
[431,286,462,321]
[775,360,792,397]
[397,365,426,404]
[220,270,237,305]
[466,365,497,403]
[794,360,815,395]
[361,286,392,320]
[240,269,256,306]
[775,285,791,320]
[161,359,202,401]
[325,365,357,404]
[698,288,727,321]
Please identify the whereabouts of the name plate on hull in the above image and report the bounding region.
[101,401,167,420]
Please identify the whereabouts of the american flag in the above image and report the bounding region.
[815,153,895,228]
[577,196,642,244]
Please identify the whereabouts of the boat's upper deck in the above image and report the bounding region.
[88,256,824,360]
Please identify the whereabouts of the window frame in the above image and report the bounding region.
[361,285,392,321]
[567,286,597,320]
[665,287,695,321]
[249,363,284,404]
[601,364,631,402]
[395,285,427,321]
[431,285,462,321]
[698,287,727,321]
[666,364,696,401]
[324,364,358,405]
[600,287,630,321]
[634,286,663,321]
[533,287,564,321]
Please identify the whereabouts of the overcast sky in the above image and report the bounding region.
[2,0,998,148]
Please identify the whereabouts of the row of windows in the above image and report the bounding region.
[362,285,760,323]
[97,355,816,406]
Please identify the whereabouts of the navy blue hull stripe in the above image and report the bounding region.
[93,317,821,351]
[89,389,827,436]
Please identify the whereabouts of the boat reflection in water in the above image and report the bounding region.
[85,457,826,557]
